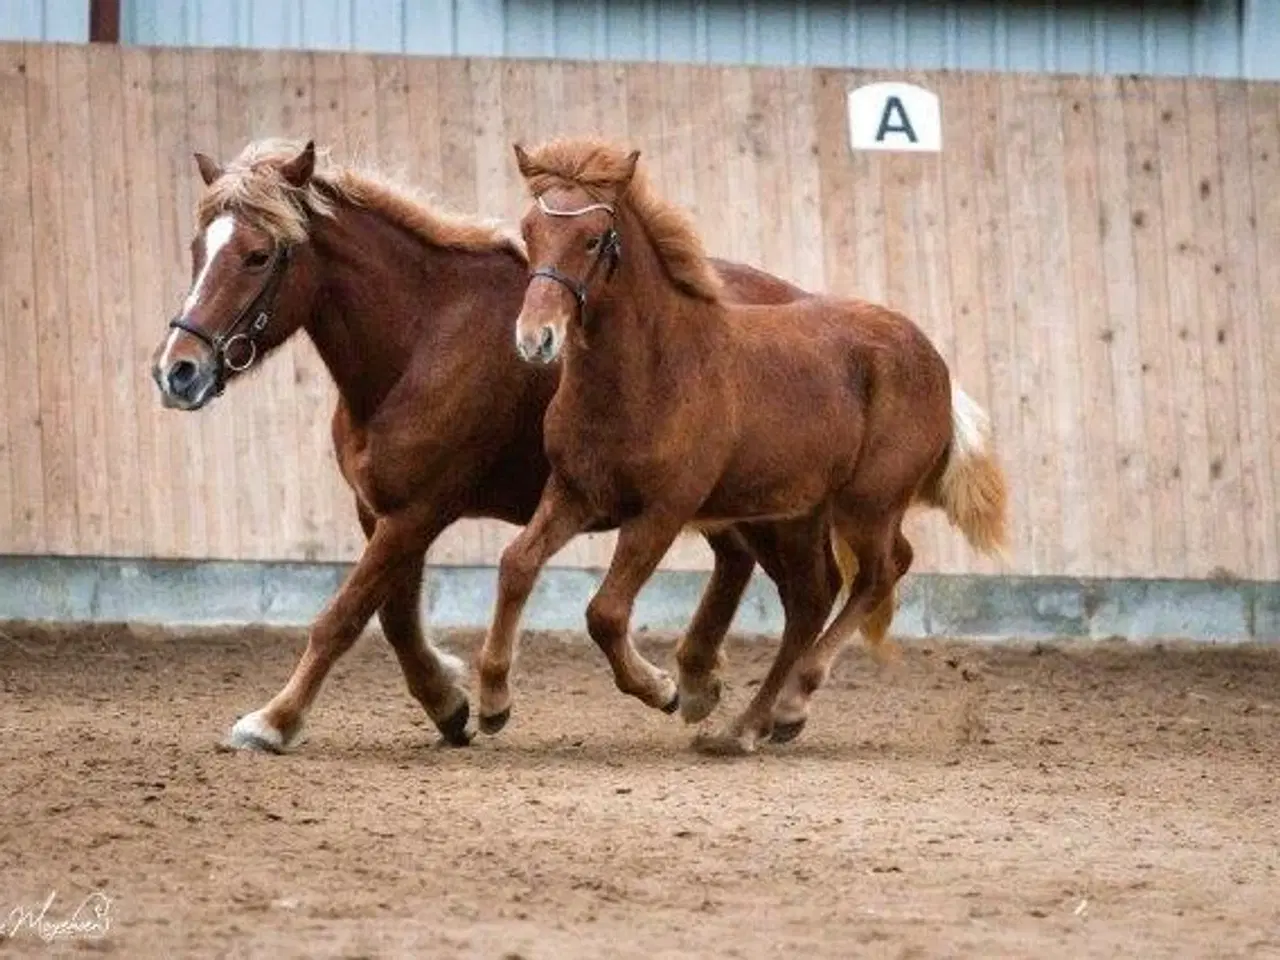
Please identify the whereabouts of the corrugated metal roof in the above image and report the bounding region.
[4,1,1279,80]
[0,0,89,43]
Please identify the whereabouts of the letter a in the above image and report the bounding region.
[875,96,918,144]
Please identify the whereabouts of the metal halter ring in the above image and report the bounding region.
[222,332,258,373]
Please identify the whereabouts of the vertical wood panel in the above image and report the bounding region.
[1123,76,1185,578]
[469,58,506,224]
[436,58,476,215]
[811,70,862,300]
[26,44,78,554]
[0,44,44,551]
[1031,76,1088,576]
[121,47,165,558]
[57,44,111,555]
[749,67,796,286]
[591,61,630,144]
[939,73,999,575]
[1059,77,1121,577]
[1094,75,1156,573]
[1247,82,1280,568]
[1216,80,1277,576]
[967,74,1025,571]
[403,55,442,198]
[1153,79,1214,576]
[1002,75,1058,574]
[780,66,824,293]
[1184,81,1247,577]
[88,43,143,556]
[654,63,697,215]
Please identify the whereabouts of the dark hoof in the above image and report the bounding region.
[769,718,807,744]
[661,691,680,715]
[479,706,511,735]
[436,700,472,747]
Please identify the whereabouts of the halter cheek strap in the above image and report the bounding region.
[167,244,292,394]
[528,195,623,325]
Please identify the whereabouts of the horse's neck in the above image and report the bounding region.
[566,265,715,414]
[303,207,452,421]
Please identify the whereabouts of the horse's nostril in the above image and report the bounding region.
[539,326,555,353]
[167,359,198,394]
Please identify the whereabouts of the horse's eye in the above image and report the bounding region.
[244,250,270,269]
[586,235,601,252]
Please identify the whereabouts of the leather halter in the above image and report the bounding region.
[167,245,292,395]
[528,195,622,323]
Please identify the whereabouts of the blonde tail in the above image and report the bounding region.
[921,385,1010,559]
[830,528,900,665]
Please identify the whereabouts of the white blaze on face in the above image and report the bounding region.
[158,214,238,369]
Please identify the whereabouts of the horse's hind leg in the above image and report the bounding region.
[224,504,455,753]
[675,530,757,724]
[695,513,833,755]
[772,524,913,741]
[355,504,472,746]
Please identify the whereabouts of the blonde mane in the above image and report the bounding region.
[196,137,526,262]
[517,136,724,302]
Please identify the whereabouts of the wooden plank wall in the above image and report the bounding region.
[0,41,1277,581]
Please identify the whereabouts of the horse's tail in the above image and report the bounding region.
[819,383,1004,665]
[919,384,1010,559]
[829,527,900,665]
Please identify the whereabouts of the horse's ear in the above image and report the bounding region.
[513,143,535,179]
[619,149,641,189]
[194,152,223,186]
[280,140,316,188]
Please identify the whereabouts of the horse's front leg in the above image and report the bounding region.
[584,511,690,714]
[477,473,595,734]
[354,501,471,747]
[224,505,450,753]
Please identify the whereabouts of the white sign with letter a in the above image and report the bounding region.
[847,81,941,153]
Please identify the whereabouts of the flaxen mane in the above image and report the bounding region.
[196,138,525,261]
[518,136,724,302]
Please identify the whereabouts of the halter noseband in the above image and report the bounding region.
[529,195,622,322]
[167,244,292,394]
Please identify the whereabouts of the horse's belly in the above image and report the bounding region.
[696,470,830,525]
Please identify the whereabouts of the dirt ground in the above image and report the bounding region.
[2,622,1280,959]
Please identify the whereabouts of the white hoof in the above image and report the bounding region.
[223,710,302,754]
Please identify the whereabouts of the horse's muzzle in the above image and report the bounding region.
[153,356,218,411]
[515,320,562,365]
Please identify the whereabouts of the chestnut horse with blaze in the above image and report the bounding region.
[151,137,893,752]
[477,137,1009,753]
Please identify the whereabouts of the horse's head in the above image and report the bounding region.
[153,139,322,410]
[511,142,637,365]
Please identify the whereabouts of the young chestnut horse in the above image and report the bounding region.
[478,137,1009,753]
[150,137,891,752]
